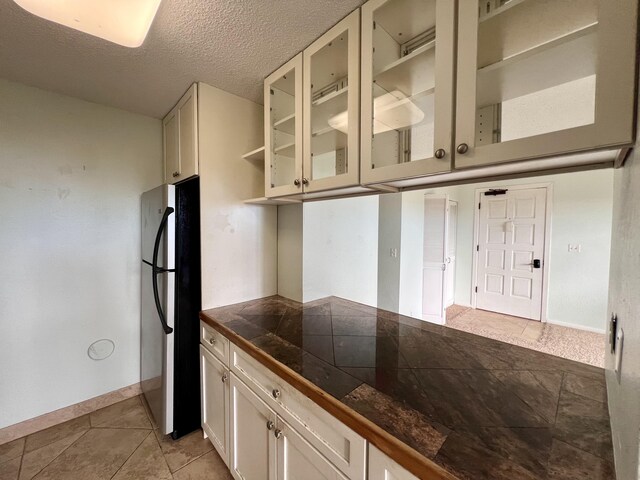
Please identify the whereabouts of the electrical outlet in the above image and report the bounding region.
[568,244,582,252]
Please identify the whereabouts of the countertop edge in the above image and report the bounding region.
[200,310,458,480]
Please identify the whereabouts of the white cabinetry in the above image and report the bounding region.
[454,0,637,168]
[163,84,199,184]
[302,10,361,193]
[360,0,456,185]
[229,374,277,480]
[200,345,230,465]
[368,445,418,480]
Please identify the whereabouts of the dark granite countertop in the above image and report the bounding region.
[201,295,614,480]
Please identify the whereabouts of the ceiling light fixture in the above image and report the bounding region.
[12,0,163,48]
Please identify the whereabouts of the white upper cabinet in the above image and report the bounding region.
[163,84,199,184]
[303,10,361,193]
[454,0,638,168]
[360,0,456,185]
[265,54,304,198]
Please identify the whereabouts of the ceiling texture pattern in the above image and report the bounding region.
[0,0,364,118]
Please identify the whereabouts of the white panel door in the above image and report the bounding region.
[476,188,547,320]
[200,345,230,466]
[445,201,458,307]
[422,195,449,324]
[229,375,277,480]
[276,419,348,480]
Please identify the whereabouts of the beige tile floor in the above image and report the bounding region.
[0,396,231,480]
[446,305,606,367]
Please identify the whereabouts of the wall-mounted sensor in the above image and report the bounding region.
[88,339,115,361]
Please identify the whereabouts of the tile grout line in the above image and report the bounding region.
[169,446,213,475]
[24,428,91,480]
[108,430,152,480]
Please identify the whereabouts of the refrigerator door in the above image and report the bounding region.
[141,184,175,435]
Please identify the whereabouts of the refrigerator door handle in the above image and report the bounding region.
[152,206,175,335]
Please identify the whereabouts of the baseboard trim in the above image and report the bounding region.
[0,382,142,446]
[546,319,606,334]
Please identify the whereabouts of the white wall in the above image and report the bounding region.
[398,191,426,319]
[198,83,278,308]
[0,79,162,429]
[303,196,379,306]
[447,169,613,332]
[606,108,640,480]
[377,194,402,312]
[277,204,303,302]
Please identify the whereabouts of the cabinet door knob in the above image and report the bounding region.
[266,420,275,431]
[293,179,301,187]
[274,429,283,439]
[172,171,180,177]
[456,143,469,154]
[221,373,228,383]
[208,337,216,345]
[302,177,309,186]
[272,389,281,399]
[434,149,446,159]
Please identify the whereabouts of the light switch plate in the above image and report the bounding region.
[614,327,624,382]
[568,244,582,252]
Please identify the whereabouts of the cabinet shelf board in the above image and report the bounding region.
[311,128,347,157]
[274,142,296,158]
[273,114,296,135]
[477,23,598,107]
[244,196,301,206]
[374,41,435,98]
[241,146,266,161]
[479,0,527,23]
[312,86,349,107]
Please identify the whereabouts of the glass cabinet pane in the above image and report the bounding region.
[309,31,350,180]
[474,0,597,146]
[304,11,360,192]
[370,0,437,169]
[265,54,302,197]
[269,69,296,187]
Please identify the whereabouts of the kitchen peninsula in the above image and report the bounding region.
[200,295,612,480]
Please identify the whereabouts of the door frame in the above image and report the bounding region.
[470,182,553,322]
[422,193,450,324]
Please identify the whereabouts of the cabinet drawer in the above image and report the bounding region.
[230,343,366,479]
[200,321,229,366]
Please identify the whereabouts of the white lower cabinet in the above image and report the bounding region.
[229,374,277,480]
[277,419,348,480]
[368,445,418,480]
[200,345,230,465]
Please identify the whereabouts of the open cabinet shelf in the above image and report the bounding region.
[273,142,296,158]
[273,114,296,134]
[374,41,435,97]
[476,23,598,107]
[244,196,301,206]
[241,146,265,161]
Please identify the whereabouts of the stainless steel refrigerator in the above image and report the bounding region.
[141,177,201,439]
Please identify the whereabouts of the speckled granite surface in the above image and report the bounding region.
[202,295,614,480]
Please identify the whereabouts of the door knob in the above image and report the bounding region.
[527,259,541,268]
[266,421,275,431]
[434,149,446,159]
[172,171,180,178]
[272,389,281,399]
[221,373,228,383]
[302,177,309,186]
[293,179,301,187]
[456,143,469,154]
[208,337,216,345]
[274,429,283,439]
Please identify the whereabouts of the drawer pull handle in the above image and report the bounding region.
[274,429,283,439]
[272,389,281,399]
[221,373,228,383]
[266,421,275,431]
[208,337,216,345]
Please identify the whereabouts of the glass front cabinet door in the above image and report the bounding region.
[454,0,637,169]
[360,0,456,185]
[303,10,361,193]
[265,53,303,198]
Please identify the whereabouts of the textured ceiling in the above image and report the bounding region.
[0,0,364,118]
